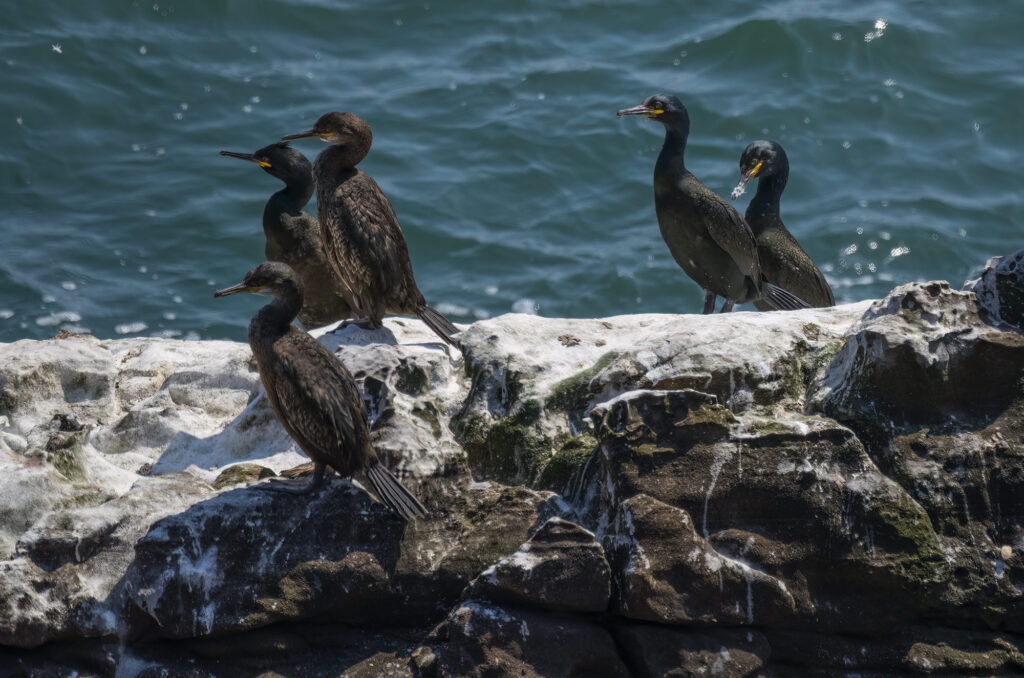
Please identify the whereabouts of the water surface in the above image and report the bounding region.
[2,0,1021,341]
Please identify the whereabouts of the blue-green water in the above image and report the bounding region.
[2,1,1022,342]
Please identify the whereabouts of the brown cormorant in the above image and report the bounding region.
[617,94,808,313]
[220,143,353,328]
[730,140,835,311]
[214,261,427,520]
[281,112,460,346]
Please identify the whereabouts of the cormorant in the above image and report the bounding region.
[214,261,427,520]
[220,143,353,328]
[281,112,460,346]
[730,140,835,311]
[617,94,808,313]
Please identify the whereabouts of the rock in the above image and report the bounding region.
[122,478,556,641]
[211,463,276,489]
[810,281,1024,632]
[2,263,1024,675]
[419,600,631,677]
[964,248,1024,332]
[2,473,212,646]
[766,627,1024,675]
[454,304,867,489]
[465,517,610,613]
[611,623,771,678]
[606,493,799,627]
[318,321,466,479]
[0,335,114,437]
[578,388,953,633]
[813,281,1024,431]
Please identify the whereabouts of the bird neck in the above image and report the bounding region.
[251,294,302,336]
[748,171,787,224]
[317,139,371,172]
[263,181,313,234]
[656,124,689,174]
[278,173,315,209]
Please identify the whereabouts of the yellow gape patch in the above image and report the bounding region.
[257,161,272,168]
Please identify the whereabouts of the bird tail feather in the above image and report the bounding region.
[417,305,460,347]
[365,460,427,520]
[762,283,811,311]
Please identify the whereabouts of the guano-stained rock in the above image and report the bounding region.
[1,265,1024,675]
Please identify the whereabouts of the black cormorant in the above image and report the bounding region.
[220,143,353,328]
[730,140,835,310]
[281,112,460,346]
[214,261,427,520]
[617,94,808,313]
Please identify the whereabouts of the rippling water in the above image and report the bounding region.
[2,1,1021,341]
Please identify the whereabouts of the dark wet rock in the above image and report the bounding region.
[578,389,954,633]
[122,479,555,641]
[808,281,1024,637]
[965,248,1024,332]
[766,627,1024,675]
[611,623,771,677]
[606,493,799,627]
[813,281,1024,431]
[465,517,610,613]
[418,600,631,678]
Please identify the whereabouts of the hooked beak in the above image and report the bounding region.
[214,282,261,298]
[219,150,271,168]
[730,161,763,200]
[617,104,664,118]
[281,128,320,142]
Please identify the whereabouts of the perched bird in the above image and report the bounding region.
[281,112,460,346]
[214,261,427,520]
[220,143,353,328]
[617,94,808,313]
[730,140,835,311]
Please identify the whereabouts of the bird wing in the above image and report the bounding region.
[757,228,836,306]
[699,189,761,280]
[267,331,371,472]
[339,174,423,314]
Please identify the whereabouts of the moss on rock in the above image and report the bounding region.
[454,400,565,485]
[213,463,276,489]
[545,352,620,413]
[536,433,597,493]
[866,489,950,587]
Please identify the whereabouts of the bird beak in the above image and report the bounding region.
[214,282,262,298]
[281,128,320,142]
[617,104,663,118]
[730,161,763,201]
[219,150,271,168]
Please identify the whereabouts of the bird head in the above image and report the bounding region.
[220,143,312,184]
[732,140,788,200]
[214,261,303,300]
[617,94,689,125]
[282,111,372,146]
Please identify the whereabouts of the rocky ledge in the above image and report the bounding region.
[1,251,1023,677]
